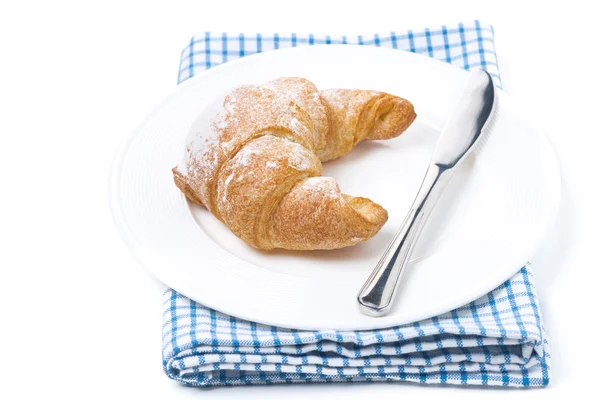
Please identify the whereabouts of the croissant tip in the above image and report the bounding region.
[172,166,204,206]
[344,195,388,226]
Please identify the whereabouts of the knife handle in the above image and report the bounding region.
[357,163,453,317]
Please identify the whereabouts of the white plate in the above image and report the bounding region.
[110,45,560,330]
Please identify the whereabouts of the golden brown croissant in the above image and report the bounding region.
[173,77,416,250]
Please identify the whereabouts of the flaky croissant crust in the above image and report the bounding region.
[173,77,416,250]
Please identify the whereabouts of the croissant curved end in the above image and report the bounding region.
[366,97,417,141]
[343,194,388,226]
[172,167,204,206]
[268,177,388,250]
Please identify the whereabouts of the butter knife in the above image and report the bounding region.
[357,69,496,317]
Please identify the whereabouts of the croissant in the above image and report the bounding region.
[173,77,416,250]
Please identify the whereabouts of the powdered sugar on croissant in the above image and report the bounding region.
[173,77,416,250]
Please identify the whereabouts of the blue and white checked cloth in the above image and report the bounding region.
[164,21,550,388]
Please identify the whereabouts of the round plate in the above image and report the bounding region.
[110,45,560,330]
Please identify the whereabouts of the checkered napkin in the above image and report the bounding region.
[163,21,550,388]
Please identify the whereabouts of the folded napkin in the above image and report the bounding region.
[164,21,550,388]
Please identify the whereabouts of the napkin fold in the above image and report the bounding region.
[163,21,550,388]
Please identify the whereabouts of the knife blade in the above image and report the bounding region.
[357,69,496,317]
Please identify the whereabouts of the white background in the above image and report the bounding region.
[1,1,598,398]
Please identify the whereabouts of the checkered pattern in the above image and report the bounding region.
[164,21,550,388]
[177,21,501,86]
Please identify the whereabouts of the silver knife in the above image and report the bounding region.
[357,69,496,317]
